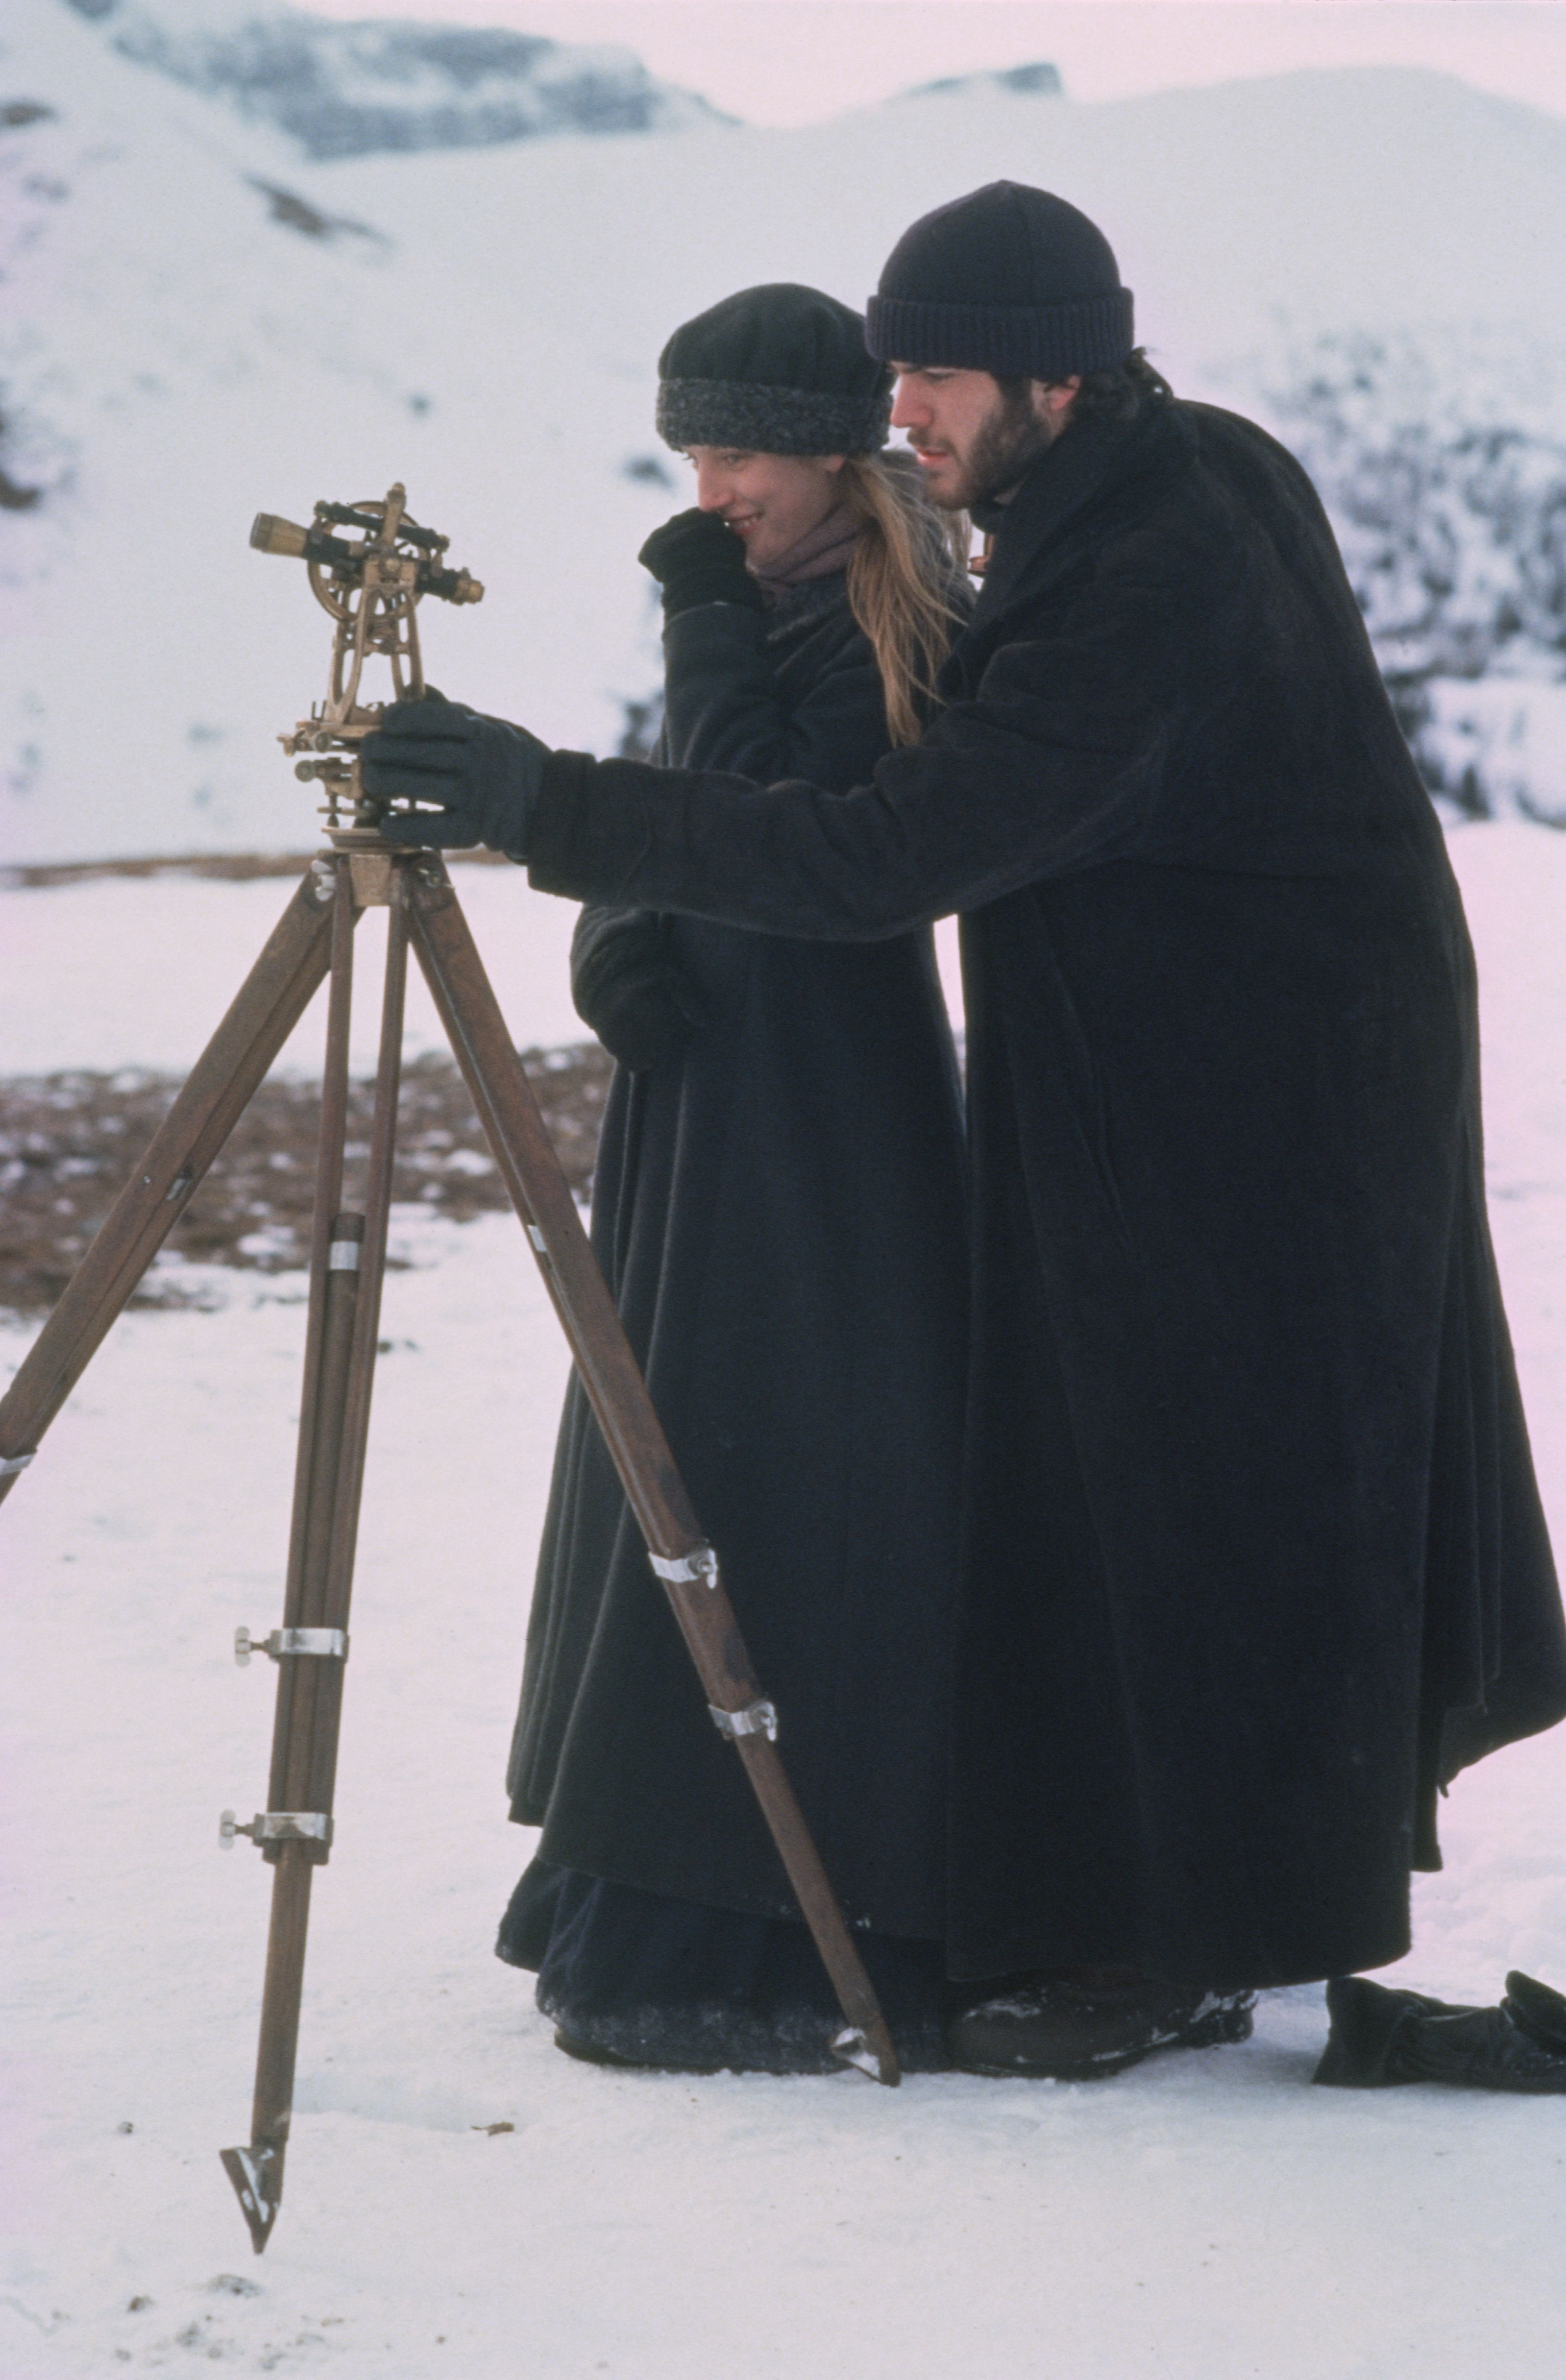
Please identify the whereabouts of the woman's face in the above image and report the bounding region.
[686,447,846,572]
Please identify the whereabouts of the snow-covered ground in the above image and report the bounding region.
[0,860,965,1081]
[3,819,1565,2378]
[0,858,588,1077]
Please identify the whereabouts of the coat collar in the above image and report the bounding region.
[957,398,1198,652]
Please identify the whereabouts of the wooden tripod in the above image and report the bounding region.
[0,833,900,2256]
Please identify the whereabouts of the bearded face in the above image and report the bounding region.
[890,369,1074,511]
[950,383,1064,509]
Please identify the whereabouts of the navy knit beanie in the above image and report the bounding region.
[866,182,1134,379]
[656,283,893,456]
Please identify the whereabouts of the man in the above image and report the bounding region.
[365,182,1566,2083]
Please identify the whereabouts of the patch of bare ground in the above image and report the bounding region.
[1,848,516,888]
[0,1045,612,1315]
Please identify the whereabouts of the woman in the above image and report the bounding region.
[497,284,972,2073]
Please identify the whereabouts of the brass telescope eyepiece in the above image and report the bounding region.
[250,513,310,560]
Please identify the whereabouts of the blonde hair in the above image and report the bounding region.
[839,453,972,747]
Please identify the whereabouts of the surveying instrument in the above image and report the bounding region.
[0,484,899,2254]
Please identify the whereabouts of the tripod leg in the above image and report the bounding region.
[0,864,339,1507]
[406,856,900,2086]
[277,858,358,1637]
[223,866,412,2251]
[319,866,409,1614]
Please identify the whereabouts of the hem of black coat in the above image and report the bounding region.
[509,1803,945,1945]
[941,1920,1415,1996]
[1437,1690,1566,1792]
[497,1857,954,2074]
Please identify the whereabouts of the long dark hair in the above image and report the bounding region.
[995,347,1173,423]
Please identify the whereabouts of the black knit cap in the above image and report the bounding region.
[866,182,1134,379]
[656,282,893,455]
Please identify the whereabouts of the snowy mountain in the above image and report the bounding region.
[902,61,1064,104]
[3,0,1566,862]
[58,0,728,156]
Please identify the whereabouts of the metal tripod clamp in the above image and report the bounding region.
[708,1698,779,1742]
[234,1626,349,1666]
[648,1543,720,1589]
[220,1810,334,1851]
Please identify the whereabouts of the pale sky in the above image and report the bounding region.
[307,1,1566,128]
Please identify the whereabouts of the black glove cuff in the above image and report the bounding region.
[659,566,766,620]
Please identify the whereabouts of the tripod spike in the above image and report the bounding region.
[219,2141,284,2254]
[833,2017,900,2084]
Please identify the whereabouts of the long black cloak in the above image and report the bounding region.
[524,398,1566,1989]
[507,574,969,1940]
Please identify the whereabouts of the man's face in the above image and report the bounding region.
[890,368,1077,509]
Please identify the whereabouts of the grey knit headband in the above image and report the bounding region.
[656,376,892,456]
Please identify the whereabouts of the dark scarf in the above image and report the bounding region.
[748,499,862,601]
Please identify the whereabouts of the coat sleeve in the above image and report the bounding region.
[564,588,893,992]
[658,601,889,793]
[528,571,1198,941]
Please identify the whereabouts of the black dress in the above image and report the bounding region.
[498,573,970,2069]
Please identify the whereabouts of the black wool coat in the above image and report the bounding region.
[526,398,1566,1990]
[507,575,970,1939]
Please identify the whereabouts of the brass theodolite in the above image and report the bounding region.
[249,480,482,831]
[0,483,899,2259]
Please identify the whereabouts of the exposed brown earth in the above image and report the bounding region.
[0,848,515,889]
[0,1044,613,1315]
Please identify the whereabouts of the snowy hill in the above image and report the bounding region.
[3,0,1566,862]
[57,0,728,155]
[902,61,1064,104]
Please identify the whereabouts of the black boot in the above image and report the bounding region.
[948,1973,1256,2080]
[1313,1970,1566,2092]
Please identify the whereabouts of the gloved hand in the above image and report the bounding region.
[638,507,764,619]
[361,691,547,854]
[572,906,707,1073]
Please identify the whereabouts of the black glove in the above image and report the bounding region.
[572,906,707,1073]
[361,692,547,854]
[638,507,764,620]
